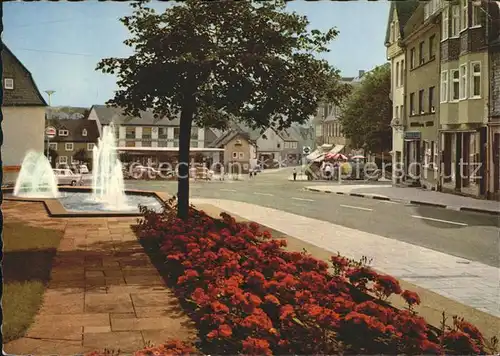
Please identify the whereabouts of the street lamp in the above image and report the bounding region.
[45,90,55,158]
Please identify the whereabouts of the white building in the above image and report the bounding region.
[2,45,47,185]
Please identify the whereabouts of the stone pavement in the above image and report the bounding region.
[3,201,195,355]
[305,184,500,215]
[192,198,500,318]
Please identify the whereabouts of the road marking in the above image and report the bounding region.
[220,188,236,192]
[340,204,373,212]
[411,215,468,226]
[380,200,399,204]
[253,192,274,196]
[291,197,315,202]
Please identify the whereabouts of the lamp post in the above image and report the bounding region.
[45,90,55,159]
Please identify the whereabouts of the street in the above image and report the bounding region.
[126,169,500,268]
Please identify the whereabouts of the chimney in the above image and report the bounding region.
[358,70,365,78]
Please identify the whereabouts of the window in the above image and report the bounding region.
[125,141,135,147]
[232,152,238,159]
[451,69,460,101]
[59,156,68,164]
[158,127,168,139]
[82,129,87,137]
[394,106,399,119]
[48,143,58,151]
[429,86,435,112]
[423,141,430,167]
[65,143,74,151]
[459,64,467,99]
[442,8,449,40]
[59,129,69,136]
[395,62,400,88]
[292,142,298,149]
[173,127,180,139]
[142,127,152,139]
[472,4,481,27]
[410,93,415,115]
[190,127,198,139]
[4,78,14,90]
[410,48,415,69]
[142,141,152,147]
[432,141,438,169]
[191,140,198,148]
[440,71,449,103]
[400,105,404,120]
[125,127,135,139]
[238,152,244,159]
[87,143,95,151]
[400,60,404,86]
[429,35,435,59]
[471,62,481,98]
[461,0,468,31]
[419,41,425,64]
[451,5,460,36]
[418,89,425,114]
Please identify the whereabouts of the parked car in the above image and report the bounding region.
[131,165,162,180]
[53,169,83,186]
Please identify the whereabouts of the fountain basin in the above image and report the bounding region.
[3,187,168,218]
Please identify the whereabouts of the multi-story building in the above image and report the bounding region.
[487,1,500,200]
[439,0,490,197]
[385,0,419,184]
[46,119,99,169]
[401,1,442,190]
[312,73,365,152]
[87,105,225,165]
[2,44,47,185]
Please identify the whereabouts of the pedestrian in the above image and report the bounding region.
[220,165,225,181]
[293,168,297,181]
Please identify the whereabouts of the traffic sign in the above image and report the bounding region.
[45,126,56,139]
[302,146,311,155]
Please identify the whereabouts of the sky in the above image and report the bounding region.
[3,0,390,108]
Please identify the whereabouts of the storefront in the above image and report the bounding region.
[404,131,421,181]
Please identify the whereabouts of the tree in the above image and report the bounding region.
[97,0,349,218]
[338,64,392,154]
[73,148,90,167]
[48,148,58,168]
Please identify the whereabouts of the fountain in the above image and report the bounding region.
[13,150,59,198]
[91,123,129,210]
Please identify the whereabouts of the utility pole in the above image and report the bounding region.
[45,90,55,159]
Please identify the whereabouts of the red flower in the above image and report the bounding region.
[442,330,482,354]
[279,304,296,320]
[241,337,272,356]
[210,301,229,313]
[373,274,402,297]
[241,308,273,330]
[218,324,233,338]
[264,294,280,305]
[401,290,421,306]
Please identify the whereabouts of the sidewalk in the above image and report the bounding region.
[3,201,195,355]
[192,198,500,329]
[305,184,500,215]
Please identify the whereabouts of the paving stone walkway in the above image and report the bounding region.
[3,201,195,355]
[192,198,500,318]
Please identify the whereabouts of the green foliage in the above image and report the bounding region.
[338,64,392,154]
[96,0,349,217]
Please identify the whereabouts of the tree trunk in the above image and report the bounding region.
[177,105,195,219]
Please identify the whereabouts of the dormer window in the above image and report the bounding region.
[59,129,69,136]
[82,129,87,137]
[4,78,14,90]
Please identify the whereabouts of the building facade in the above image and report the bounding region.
[210,131,257,173]
[402,1,442,190]
[46,119,99,169]
[88,105,206,149]
[2,45,47,185]
[439,0,489,197]
[385,1,419,184]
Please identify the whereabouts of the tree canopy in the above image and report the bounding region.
[338,63,392,154]
[97,0,350,217]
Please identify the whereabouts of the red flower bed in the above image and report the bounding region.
[130,203,491,355]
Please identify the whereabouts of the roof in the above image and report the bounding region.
[384,0,419,45]
[49,119,99,142]
[91,105,181,126]
[2,43,47,106]
[278,127,302,142]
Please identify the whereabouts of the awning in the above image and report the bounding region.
[306,149,322,161]
[328,145,345,155]
[313,154,325,163]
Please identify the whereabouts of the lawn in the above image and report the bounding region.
[2,222,63,342]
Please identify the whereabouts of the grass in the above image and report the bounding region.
[2,222,63,343]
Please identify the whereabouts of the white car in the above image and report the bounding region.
[53,169,83,186]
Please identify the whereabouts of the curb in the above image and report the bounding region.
[303,188,500,216]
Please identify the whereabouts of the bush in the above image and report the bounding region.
[94,199,495,355]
